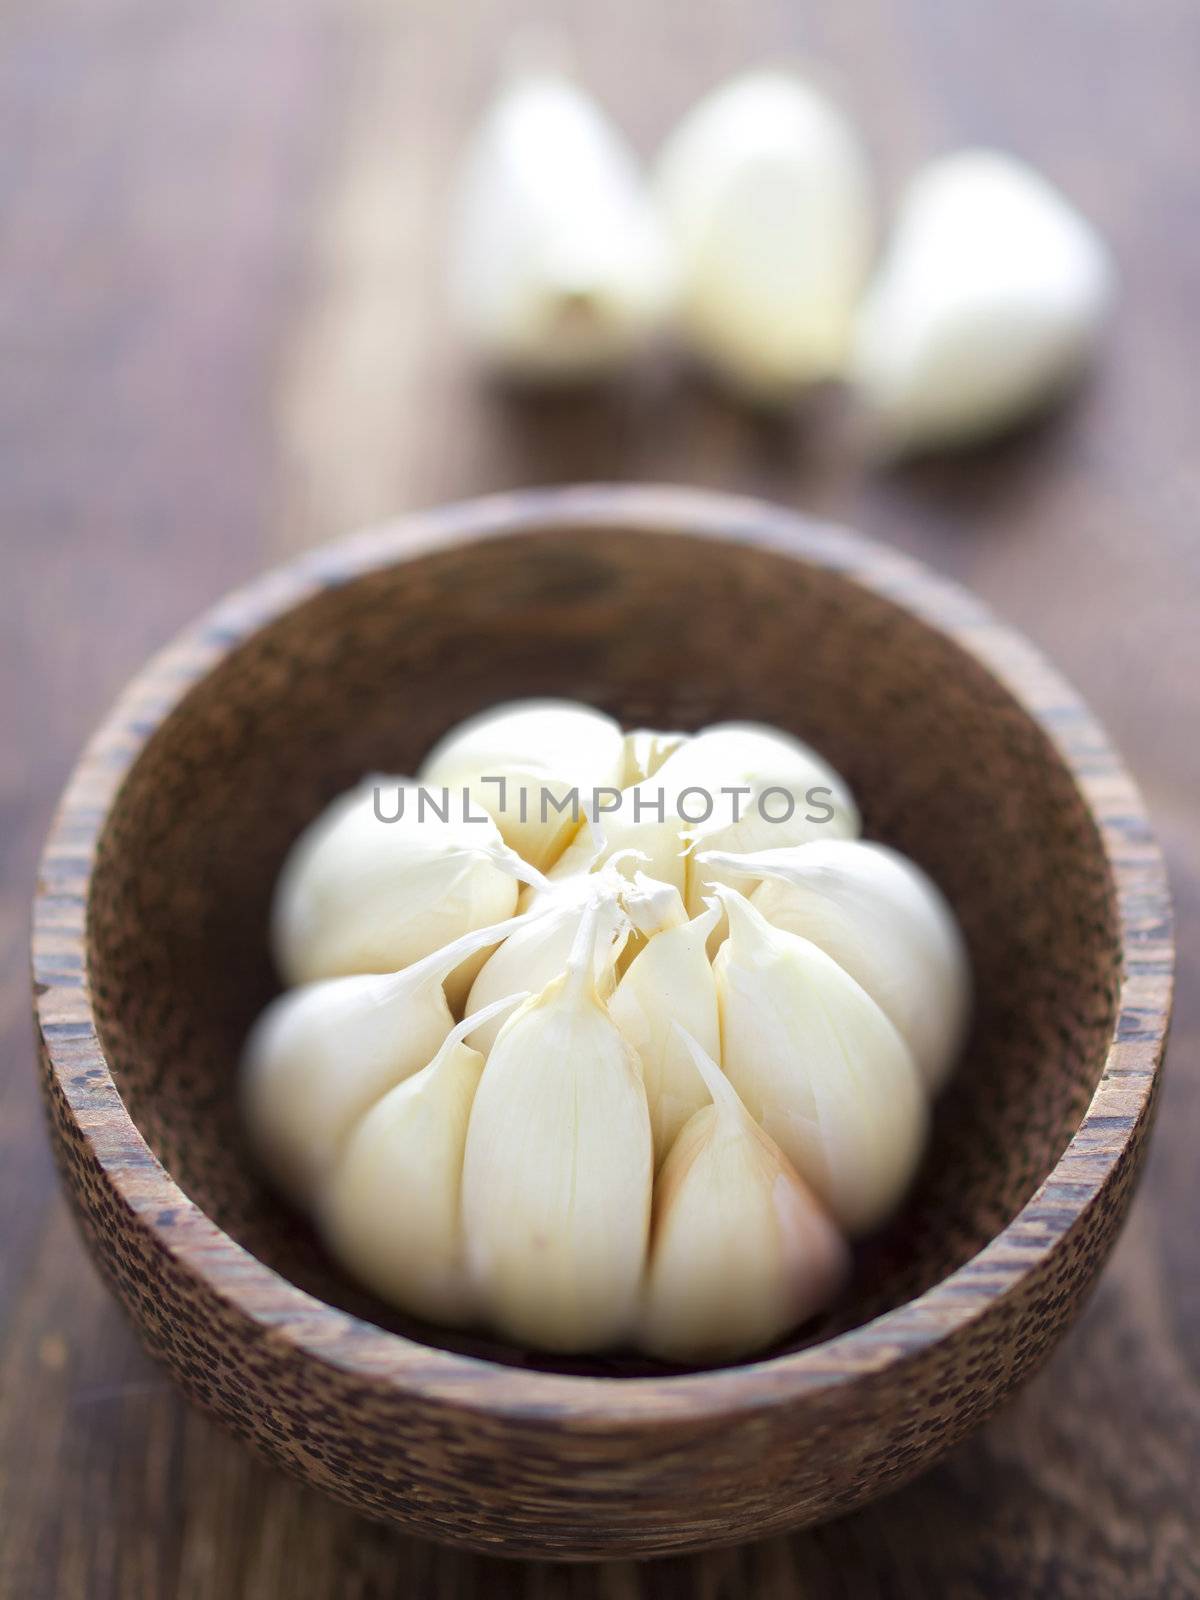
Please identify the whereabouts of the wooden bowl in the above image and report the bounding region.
[33,486,1171,1560]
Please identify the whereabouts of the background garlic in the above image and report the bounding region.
[449,65,671,382]
[700,840,970,1091]
[654,68,875,400]
[713,884,927,1235]
[461,902,653,1351]
[272,778,526,1007]
[850,148,1114,452]
[641,1030,848,1363]
[241,911,537,1208]
[318,994,527,1326]
[418,698,626,871]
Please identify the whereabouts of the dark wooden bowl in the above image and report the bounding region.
[33,486,1171,1560]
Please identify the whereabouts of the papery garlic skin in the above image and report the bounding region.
[641,1030,849,1364]
[713,886,927,1235]
[272,779,522,1008]
[241,912,539,1210]
[449,69,671,381]
[850,148,1114,452]
[461,906,652,1351]
[418,699,625,872]
[621,727,690,787]
[319,995,526,1325]
[701,840,969,1093]
[655,69,874,399]
[609,889,721,1167]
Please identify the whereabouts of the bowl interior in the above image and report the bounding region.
[86,525,1119,1373]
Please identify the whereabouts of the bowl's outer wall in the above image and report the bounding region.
[33,488,1171,1558]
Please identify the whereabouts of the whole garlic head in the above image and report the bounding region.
[655,68,875,399]
[449,66,671,381]
[851,148,1114,452]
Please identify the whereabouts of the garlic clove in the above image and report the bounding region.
[850,148,1114,452]
[418,699,626,872]
[465,877,627,1052]
[664,723,859,914]
[712,885,927,1235]
[449,67,671,382]
[272,778,530,1008]
[461,901,652,1351]
[700,840,970,1093]
[640,1028,849,1364]
[319,993,527,1325]
[241,909,546,1210]
[609,889,721,1167]
[655,68,875,400]
[620,727,690,787]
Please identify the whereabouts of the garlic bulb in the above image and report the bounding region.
[449,66,670,381]
[850,148,1114,452]
[609,883,721,1167]
[655,68,875,400]
[272,778,532,1008]
[461,902,652,1351]
[241,910,539,1209]
[319,994,527,1325]
[713,885,927,1235]
[667,723,860,913]
[418,699,626,872]
[620,727,690,787]
[641,1029,849,1363]
[700,841,969,1093]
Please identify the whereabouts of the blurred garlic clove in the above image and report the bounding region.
[700,840,970,1093]
[850,148,1114,452]
[669,723,859,914]
[241,908,545,1210]
[640,1028,849,1364]
[272,777,534,1009]
[712,885,927,1235]
[655,68,875,400]
[609,885,721,1167]
[319,993,527,1325]
[449,67,671,382]
[418,699,626,872]
[461,901,652,1352]
[545,772,691,898]
[620,727,690,787]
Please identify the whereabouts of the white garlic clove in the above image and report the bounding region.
[418,699,626,872]
[461,901,653,1352]
[701,840,970,1093]
[655,68,875,400]
[319,993,527,1326]
[640,1028,849,1364]
[609,888,721,1167]
[449,67,671,382]
[665,723,859,914]
[712,885,927,1236]
[241,909,545,1210]
[620,727,690,787]
[465,877,627,1052]
[850,148,1114,452]
[272,778,530,1009]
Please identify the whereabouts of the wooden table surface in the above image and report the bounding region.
[3,1,1197,1595]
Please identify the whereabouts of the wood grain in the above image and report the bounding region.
[2,0,1198,1595]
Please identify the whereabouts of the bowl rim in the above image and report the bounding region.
[33,483,1173,1428]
